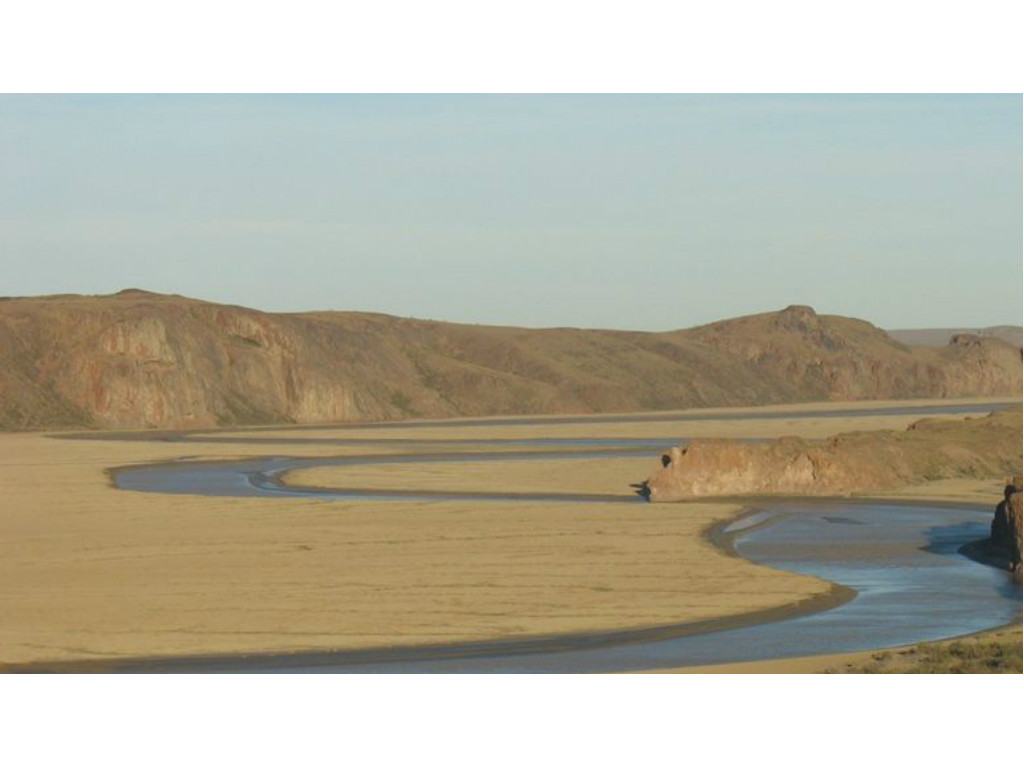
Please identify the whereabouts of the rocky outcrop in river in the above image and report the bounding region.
[991,475,1023,573]
[639,410,1023,502]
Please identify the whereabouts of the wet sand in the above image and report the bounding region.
[653,623,1023,674]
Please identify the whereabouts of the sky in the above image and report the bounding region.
[0,94,1020,330]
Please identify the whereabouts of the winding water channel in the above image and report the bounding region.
[104,401,1021,672]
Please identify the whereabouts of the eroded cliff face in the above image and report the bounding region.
[1,292,1021,430]
[4,294,371,429]
[640,410,1023,501]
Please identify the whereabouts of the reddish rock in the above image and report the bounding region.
[2,293,1022,430]
[641,413,1022,502]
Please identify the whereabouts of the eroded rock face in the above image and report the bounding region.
[640,437,898,500]
[991,475,1023,572]
[1,293,1022,430]
[639,411,1023,502]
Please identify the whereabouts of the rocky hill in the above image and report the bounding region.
[639,410,1023,501]
[1,291,1021,430]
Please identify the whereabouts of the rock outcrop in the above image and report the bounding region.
[991,475,1023,573]
[1,292,1022,430]
[639,410,1023,502]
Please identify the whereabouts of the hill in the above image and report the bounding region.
[0,292,1021,430]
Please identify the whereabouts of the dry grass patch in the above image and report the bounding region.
[828,625,1022,674]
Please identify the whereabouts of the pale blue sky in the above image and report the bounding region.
[1,94,1020,329]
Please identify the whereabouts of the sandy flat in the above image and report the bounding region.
[0,397,1013,668]
[212,409,998,444]
[209,395,1017,438]
[0,434,828,666]
[284,456,655,496]
[854,477,1009,504]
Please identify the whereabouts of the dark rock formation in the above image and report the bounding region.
[991,475,1023,573]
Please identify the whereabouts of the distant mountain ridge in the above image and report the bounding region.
[0,292,1021,430]
[887,326,1022,348]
